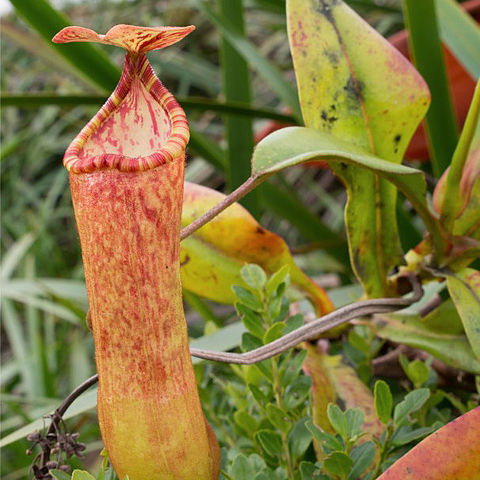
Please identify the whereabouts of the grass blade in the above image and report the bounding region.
[0,94,296,123]
[436,0,480,80]
[198,0,301,120]
[261,181,349,266]
[189,128,226,170]
[10,0,119,92]
[1,300,35,396]
[1,233,35,279]
[219,0,260,215]
[403,0,458,177]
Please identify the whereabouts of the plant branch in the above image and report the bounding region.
[191,275,423,364]
[43,276,423,440]
[28,375,98,477]
[180,174,264,240]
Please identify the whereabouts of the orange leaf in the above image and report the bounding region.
[378,406,480,480]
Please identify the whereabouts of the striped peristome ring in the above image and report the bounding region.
[62,53,190,174]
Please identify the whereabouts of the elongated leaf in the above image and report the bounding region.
[403,0,458,176]
[189,129,226,170]
[286,0,431,296]
[181,182,334,314]
[420,299,464,335]
[198,1,301,120]
[219,0,260,215]
[252,127,445,258]
[378,406,480,480]
[261,182,349,265]
[1,232,35,279]
[436,0,480,80]
[1,300,35,395]
[0,94,296,123]
[447,268,480,361]
[437,80,480,234]
[1,284,82,324]
[71,471,96,480]
[10,0,119,92]
[1,20,93,88]
[303,346,383,452]
[374,313,480,374]
[1,278,88,306]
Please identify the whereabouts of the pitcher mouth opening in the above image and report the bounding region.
[64,53,189,174]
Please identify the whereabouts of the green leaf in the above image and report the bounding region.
[348,330,370,357]
[242,332,263,353]
[374,380,393,425]
[49,470,71,480]
[10,0,119,92]
[248,383,268,405]
[436,0,480,79]
[283,314,304,335]
[1,233,36,279]
[447,268,480,361]
[234,410,258,436]
[253,128,424,185]
[241,264,267,291]
[286,0,431,296]
[439,80,480,233]
[263,323,285,345]
[324,452,353,479]
[265,265,290,298]
[403,0,458,176]
[401,358,430,388]
[391,426,436,446]
[393,388,430,429]
[288,418,313,460]
[327,404,348,440]
[254,471,277,480]
[348,442,376,480]
[232,286,263,311]
[420,299,465,335]
[71,471,96,480]
[256,430,283,457]
[252,127,445,266]
[0,95,297,123]
[266,404,290,433]
[374,313,480,374]
[306,420,344,453]
[219,0,260,215]
[198,1,301,120]
[345,408,365,440]
[237,304,265,339]
[300,462,324,480]
[280,349,307,386]
[283,375,312,410]
[231,454,254,480]
[261,182,349,265]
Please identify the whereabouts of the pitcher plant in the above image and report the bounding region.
[53,24,220,480]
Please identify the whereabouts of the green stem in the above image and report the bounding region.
[373,426,393,477]
[263,294,295,479]
[271,356,295,479]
